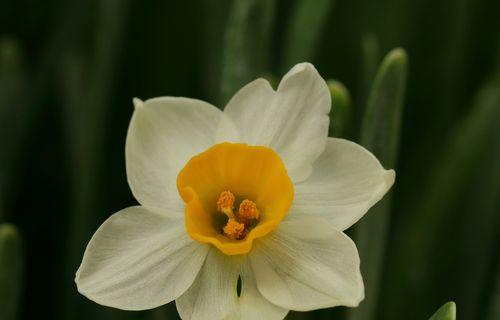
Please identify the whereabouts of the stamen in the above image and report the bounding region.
[238,199,259,225]
[223,218,246,240]
[217,191,260,241]
[217,190,235,218]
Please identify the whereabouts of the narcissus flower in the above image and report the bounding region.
[75,63,395,320]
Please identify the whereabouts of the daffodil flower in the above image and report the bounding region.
[75,63,395,320]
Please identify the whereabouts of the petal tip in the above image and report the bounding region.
[284,62,318,79]
[292,61,315,71]
[132,97,144,109]
[74,266,81,283]
[384,169,396,189]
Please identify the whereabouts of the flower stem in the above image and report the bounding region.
[348,48,407,320]
[0,223,23,320]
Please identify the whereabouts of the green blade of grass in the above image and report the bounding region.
[383,73,500,318]
[453,93,500,319]
[429,302,457,320]
[282,0,334,71]
[359,48,407,166]
[356,34,380,133]
[62,0,130,274]
[0,224,23,320]
[348,48,408,320]
[200,0,231,104]
[486,121,500,320]
[0,37,23,127]
[59,0,131,318]
[220,0,276,105]
[327,79,352,138]
[0,37,27,222]
[487,265,500,320]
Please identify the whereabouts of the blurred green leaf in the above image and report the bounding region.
[220,0,276,104]
[483,36,500,320]
[359,48,407,166]
[432,0,470,135]
[59,0,131,318]
[201,0,231,103]
[429,302,456,320]
[0,37,26,221]
[327,79,352,138]
[0,224,23,320]
[349,48,407,320]
[452,87,500,319]
[357,34,380,125]
[0,37,23,112]
[384,69,500,317]
[487,266,500,320]
[282,0,334,70]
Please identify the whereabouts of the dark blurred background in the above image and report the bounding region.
[1,0,499,319]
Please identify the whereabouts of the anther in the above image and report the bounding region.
[238,199,259,225]
[217,191,235,219]
[223,218,246,240]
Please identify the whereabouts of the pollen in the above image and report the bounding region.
[217,190,235,218]
[217,191,261,241]
[223,218,246,240]
[178,143,294,255]
[238,199,259,224]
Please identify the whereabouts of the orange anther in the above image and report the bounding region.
[238,199,259,224]
[217,190,235,218]
[223,218,246,240]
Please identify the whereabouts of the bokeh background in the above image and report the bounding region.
[1,0,499,319]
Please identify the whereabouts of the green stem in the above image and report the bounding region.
[0,38,26,222]
[384,73,500,318]
[0,224,23,320]
[60,0,130,318]
[220,0,276,105]
[348,48,408,320]
[356,34,379,131]
[327,79,352,138]
[282,0,335,71]
[200,0,231,104]
[429,302,456,320]
[487,263,500,320]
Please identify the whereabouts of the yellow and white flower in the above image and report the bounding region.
[75,63,395,319]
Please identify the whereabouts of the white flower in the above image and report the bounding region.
[75,63,395,320]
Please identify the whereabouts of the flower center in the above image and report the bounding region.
[177,143,294,255]
[217,191,260,240]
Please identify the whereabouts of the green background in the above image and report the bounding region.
[1,0,499,319]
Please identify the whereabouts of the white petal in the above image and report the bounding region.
[176,248,240,320]
[126,97,239,212]
[250,217,364,311]
[240,258,289,320]
[176,249,288,320]
[293,138,395,231]
[75,206,209,310]
[222,63,331,182]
